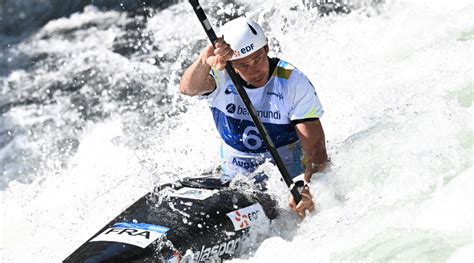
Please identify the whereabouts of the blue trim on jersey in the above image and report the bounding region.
[279,60,289,67]
[211,107,299,153]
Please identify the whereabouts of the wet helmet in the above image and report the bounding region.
[220,17,267,60]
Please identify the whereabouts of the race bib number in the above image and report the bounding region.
[242,126,263,150]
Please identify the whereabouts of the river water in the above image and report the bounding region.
[1,0,472,262]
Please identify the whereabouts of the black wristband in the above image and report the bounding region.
[294,180,309,194]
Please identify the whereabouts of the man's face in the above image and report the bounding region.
[231,47,269,87]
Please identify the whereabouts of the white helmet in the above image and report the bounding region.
[220,17,267,60]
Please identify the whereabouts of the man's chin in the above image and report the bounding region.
[250,79,265,87]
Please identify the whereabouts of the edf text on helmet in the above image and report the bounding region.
[241,43,254,54]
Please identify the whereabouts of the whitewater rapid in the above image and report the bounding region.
[1,0,472,262]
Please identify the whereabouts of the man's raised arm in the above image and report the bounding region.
[179,39,233,96]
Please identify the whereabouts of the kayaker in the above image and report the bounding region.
[179,16,328,218]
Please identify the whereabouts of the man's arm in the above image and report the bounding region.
[179,48,216,96]
[287,119,327,218]
[288,119,327,218]
[179,39,233,96]
[295,119,328,183]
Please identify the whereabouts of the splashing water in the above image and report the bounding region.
[1,0,472,262]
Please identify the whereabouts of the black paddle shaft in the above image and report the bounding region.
[188,0,302,203]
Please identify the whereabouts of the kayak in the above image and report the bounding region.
[63,176,279,262]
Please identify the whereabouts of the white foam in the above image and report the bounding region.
[1,0,472,262]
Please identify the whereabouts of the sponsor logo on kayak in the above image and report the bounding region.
[236,105,281,120]
[193,237,241,261]
[234,210,249,229]
[226,203,265,231]
[90,222,169,248]
[168,187,215,200]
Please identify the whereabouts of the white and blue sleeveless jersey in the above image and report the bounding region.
[202,59,324,179]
